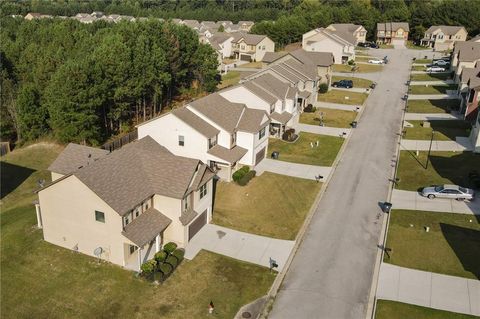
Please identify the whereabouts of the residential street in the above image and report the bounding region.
[270,49,412,318]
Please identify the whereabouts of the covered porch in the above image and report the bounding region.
[297,90,311,110]
[207,144,248,181]
[269,112,293,138]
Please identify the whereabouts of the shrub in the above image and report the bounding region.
[318,83,328,94]
[304,104,316,112]
[154,251,167,263]
[163,242,177,255]
[347,59,355,65]
[140,259,156,274]
[232,166,250,182]
[172,248,185,262]
[159,262,173,278]
[166,255,178,269]
[237,170,256,186]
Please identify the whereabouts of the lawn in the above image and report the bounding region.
[384,210,480,279]
[218,71,240,89]
[240,61,263,69]
[406,41,429,50]
[376,300,479,319]
[379,44,394,49]
[411,65,427,71]
[396,151,480,191]
[409,84,457,95]
[268,132,344,166]
[317,89,368,105]
[332,76,373,88]
[407,99,460,113]
[403,120,471,141]
[333,63,383,73]
[300,107,357,128]
[410,72,451,81]
[213,172,322,240]
[355,56,371,62]
[414,58,433,64]
[1,144,276,319]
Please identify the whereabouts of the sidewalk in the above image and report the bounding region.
[377,263,480,316]
[332,87,369,94]
[391,189,480,215]
[255,158,332,181]
[293,123,350,137]
[410,80,455,85]
[404,113,462,120]
[409,94,458,100]
[314,101,361,111]
[400,137,473,151]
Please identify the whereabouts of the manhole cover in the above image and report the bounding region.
[242,312,252,318]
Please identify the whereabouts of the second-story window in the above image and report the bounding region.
[231,132,236,146]
[259,127,266,139]
[208,135,217,149]
[95,210,105,223]
[178,135,184,146]
[270,104,275,114]
[200,184,207,199]
[183,196,189,211]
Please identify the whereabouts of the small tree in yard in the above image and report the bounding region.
[318,83,328,94]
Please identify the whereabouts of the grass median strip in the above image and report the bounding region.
[407,99,460,113]
[375,300,479,319]
[317,89,368,105]
[409,84,457,95]
[384,210,480,279]
[300,107,357,128]
[410,72,451,81]
[331,76,373,88]
[333,63,383,73]
[213,172,322,240]
[403,120,471,141]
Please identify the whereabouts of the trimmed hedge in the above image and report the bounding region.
[318,83,328,94]
[304,104,316,113]
[237,170,256,186]
[154,251,167,263]
[172,248,185,262]
[159,262,173,278]
[166,255,178,268]
[232,166,250,182]
[163,242,177,254]
[140,259,156,274]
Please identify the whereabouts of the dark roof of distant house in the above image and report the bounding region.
[48,143,109,175]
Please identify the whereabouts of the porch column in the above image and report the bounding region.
[155,234,161,253]
[137,247,142,271]
[34,203,43,228]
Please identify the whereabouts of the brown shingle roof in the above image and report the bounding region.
[455,41,480,62]
[232,33,268,45]
[377,22,409,32]
[425,25,464,35]
[207,144,247,164]
[289,49,335,67]
[270,112,293,125]
[237,108,269,133]
[250,73,291,100]
[122,208,172,247]
[48,143,109,175]
[262,52,288,63]
[242,81,278,104]
[172,107,219,138]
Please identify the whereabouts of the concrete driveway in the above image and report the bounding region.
[408,94,458,100]
[391,189,480,215]
[400,137,473,151]
[184,224,294,271]
[404,113,462,121]
[255,158,332,181]
[377,263,480,316]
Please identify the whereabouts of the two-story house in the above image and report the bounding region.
[36,137,215,272]
[231,33,275,62]
[238,21,254,32]
[302,28,355,64]
[420,26,468,51]
[451,41,480,83]
[376,22,409,45]
[137,93,270,181]
[326,23,367,45]
[459,63,480,121]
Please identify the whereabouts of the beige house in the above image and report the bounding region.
[36,137,215,271]
[24,12,52,20]
[420,26,468,51]
[238,21,254,32]
[326,23,367,45]
[231,33,275,62]
[376,22,409,45]
[459,63,480,121]
[302,28,355,64]
[452,41,480,82]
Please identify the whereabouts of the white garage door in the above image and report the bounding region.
[392,39,406,48]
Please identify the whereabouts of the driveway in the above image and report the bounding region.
[408,94,458,100]
[400,137,473,151]
[184,224,294,271]
[294,122,351,137]
[404,113,462,121]
[391,189,480,215]
[255,158,332,181]
[377,263,480,316]
[410,80,454,85]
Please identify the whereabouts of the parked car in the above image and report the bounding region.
[332,79,353,88]
[368,59,384,64]
[358,42,378,49]
[426,66,446,72]
[434,60,450,67]
[421,184,474,200]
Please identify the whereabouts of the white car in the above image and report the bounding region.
[427,66,446,72]
[368,59,384,64]
[434,60,450,66]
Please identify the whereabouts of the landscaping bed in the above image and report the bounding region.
[218,71,240,89]
[396,151,480,191]
[331,76,373,88]
[268,132,344,166]
[376,300,479,319]
[409,84,457,95]
[407,99,460,113]
[333,63,383,73]
[403,120,471,141]
[384,210,480,279]
[213,172,322,240]
[317,89,368,105]
[410,72,451,81]
[300,107,357,128]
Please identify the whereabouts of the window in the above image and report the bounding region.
[259,127,266,139]
[178,135,184,146]
[124,212,132,226]
[200,184,207,199]
[129,245,138,255]
[208,135,217,149]
[262,45,265,50]
[144,202,149,210]
[231,133,236,145]
[270,104,275,114]
[183,197,189,211]
[135,210,140,217]
[95,210,105,223]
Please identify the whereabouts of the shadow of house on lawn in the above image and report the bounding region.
[429,152,480,190]
[0,161,35,199]
[440,223,480,279]
[429,120,471,140]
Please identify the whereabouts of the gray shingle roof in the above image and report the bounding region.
[289,49,335,67]
[172,107,219,138]
[207,144,247,164]
[328,23,364,34]
[425,25,464,35]
[242,81,278,104]
[377,22,409,32]
[270,112,293,124]
[232,32,268,45]
[48,143,109,175]
[250,73,291,100]
[262,52,288,63]
[122,208,172,247]
[455,41,480,62]
[237,108,269,133]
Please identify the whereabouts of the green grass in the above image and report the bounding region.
[411,65,427,71]
[268,132,344,166]
[406,41,429,50]
[396,151,480,191]
[300,107,357,128]
[414,58,433,64]
[317,89,368,105]
[218,71,241,89]
[376,300,479,319]
[355,56,371,62]
[409,84,457,94]
[379,43,394,49]
[407,99,460,113]
[333,63,383,73]
[410,73,451,81]
[1,144,276,318]
[213,172,322,240]
[240,61,263,69]
[332,76,373,88]
[404,120,471,141]
[385,210,480,279]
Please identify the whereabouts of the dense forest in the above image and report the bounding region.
[0,17,219,145]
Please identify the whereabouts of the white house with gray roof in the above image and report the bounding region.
[302,28,355,64]
[326,24,367,45]
[231,33,275,61]
[36,136,215,272]
[421,25,468,51]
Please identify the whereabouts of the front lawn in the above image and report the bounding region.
[240,61,263,69]
[411,65,427,71]
[406,41,429,50]
[1,144,275,318]
[268,132,344,166]
[407,99,460,113]
[331,76,373,88]
[317,89,368,105]
[410,73,451,81]
[355,56,370,62]
[300,107,357,128]
[384,210,480,279]
[376,300,479,319]
[213,172,322,240]
[414,58,433,64]
[379,44,394,49]
[396,151,480,191]
[218,71,241,89]
[409,84,457,95]
[333,63,383,73]
[403,120,471,141]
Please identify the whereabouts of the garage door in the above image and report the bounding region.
[188,210,207,241]
[240,54,252,62]
[255,147,266,165]
[392,39,405,47]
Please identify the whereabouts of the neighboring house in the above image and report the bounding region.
[420,25,468,51]
[137,93,270,181]
[238,21,254,32]
[302,28,355,64]
[24,12,52,20]
[326,23,367,45]
[74,13,97,24]
[459,63,480,121]
[203,33,234,59]
[469,34,480,43]
[36,136,215,272]
[225,24,241,33]
[470,107,480,153]
[182,19,200,30]
[231,33,275,62]
[376,22,409,45]
[452,41,480,82]
[218,20,233,28]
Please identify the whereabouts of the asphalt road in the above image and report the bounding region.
[269,49,413,319]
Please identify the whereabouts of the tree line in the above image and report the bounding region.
[0,17,219,145]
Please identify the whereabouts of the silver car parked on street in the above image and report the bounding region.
[421,184,474,200]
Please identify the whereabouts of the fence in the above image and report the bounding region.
[101,130,138,152]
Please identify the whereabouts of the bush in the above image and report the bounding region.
[237,170,256,186]
[304,104,316,113]
[166,255,178,268]
[232,166,250,182]
[318,83,328,94]
[163,242,177,255]
[140,259,156,274]
[154,251,167,263]
[347,59,355,65]
[158,262,173,279]
[172,248,185,262]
